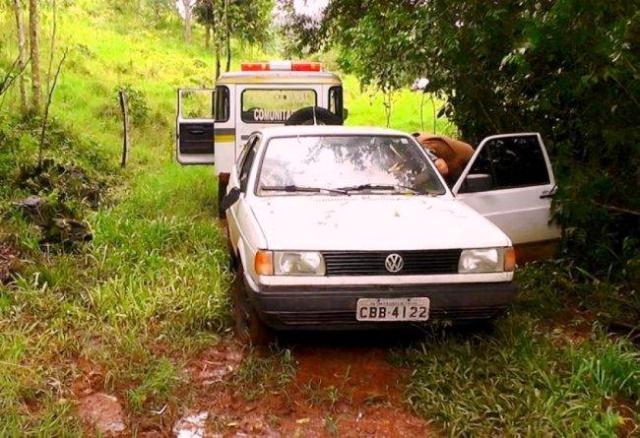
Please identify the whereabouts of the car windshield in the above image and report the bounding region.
[257,135,446,196]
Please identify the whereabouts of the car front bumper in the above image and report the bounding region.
[245,280,518,330]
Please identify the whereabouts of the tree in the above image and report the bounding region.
[230,0,273,47]
[181,0,195,43]
[194,0,224,78]
[224,0,230,71]
[283,0,640,278]
[205,18,211,48]
[146,0,174,23]
[194,0,215,48]
[107,0,175,23]
[28,0,41,113]
[194,0,273,77]
[11,0,28,111]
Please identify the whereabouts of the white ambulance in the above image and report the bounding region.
[175,60,345,216]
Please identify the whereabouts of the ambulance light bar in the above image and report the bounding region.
[240,61,322,72]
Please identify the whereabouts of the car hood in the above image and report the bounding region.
[250,195,511,251]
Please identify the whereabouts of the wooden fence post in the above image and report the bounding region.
[119,89,129,168]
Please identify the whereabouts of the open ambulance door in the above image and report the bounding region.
[176,88,215,165]
[452,133,561,262]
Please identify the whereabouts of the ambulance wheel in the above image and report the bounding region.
[285,106,343,126]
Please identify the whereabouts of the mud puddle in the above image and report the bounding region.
[178,331,432,437]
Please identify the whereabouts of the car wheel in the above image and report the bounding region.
[232,265,274,347]
[225,225,237,273]
[217,177,228,219]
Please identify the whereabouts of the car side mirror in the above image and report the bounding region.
[342,108,349,121]
[221,186,242,211]
[461,173,493,193]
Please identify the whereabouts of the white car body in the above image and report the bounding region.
[222,126,560,330]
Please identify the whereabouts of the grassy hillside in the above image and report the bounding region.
[0,2,450,434]
[0,3,232,434]
[0,1,638,436]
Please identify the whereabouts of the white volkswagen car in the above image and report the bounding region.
[223,126,559,343]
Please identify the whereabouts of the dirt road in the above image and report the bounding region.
[178,333,433,437]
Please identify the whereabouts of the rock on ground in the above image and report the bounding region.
[173,411,209,438]
[78,392,126,436]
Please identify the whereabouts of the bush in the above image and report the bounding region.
[287,0,640,280]
[0,114,117,251]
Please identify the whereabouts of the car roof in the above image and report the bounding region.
[217,71,341,85]
[257,125,413,139]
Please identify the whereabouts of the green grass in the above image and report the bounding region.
[301,379,347,410]
[0,161,231,434]
[394,317,639,436]
[343,74,456,135]
[389,265,640,436]
[1,3,235,431]
[231,347,297,401]
[126,357,181,413]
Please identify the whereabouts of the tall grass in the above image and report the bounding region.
[0,2,233,433]
[2,2,636,436]
[0,162,231,434]
[394,315,639,436]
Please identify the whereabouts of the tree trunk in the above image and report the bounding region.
[29,0,41,113]
[46,0,57,97]
[12,0,27,111]
[212,0,221,79]
[215,40,221,79]
[226,34,231,71]
[225,0,231,72]
[182,0,192,43]
[225,36,231,72]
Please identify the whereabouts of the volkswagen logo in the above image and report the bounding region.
[385,253,404,273]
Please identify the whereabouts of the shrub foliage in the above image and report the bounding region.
[285,0,640,279]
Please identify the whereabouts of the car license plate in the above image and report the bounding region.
[356,297,430,322]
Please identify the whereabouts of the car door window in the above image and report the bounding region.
[328,86,343,119]
[459,135,550,193]
[176,89,215,164]
[239,139,258,192]
[236,136,257,172]
[214,85,230,122]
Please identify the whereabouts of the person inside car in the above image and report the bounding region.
[412,133,474,185]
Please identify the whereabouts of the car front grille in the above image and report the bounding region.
[322,249,461,276]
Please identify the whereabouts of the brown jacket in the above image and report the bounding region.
[414,133,474,183]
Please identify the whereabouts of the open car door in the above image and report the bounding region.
[176,88,215,165]
[452,133,561,261]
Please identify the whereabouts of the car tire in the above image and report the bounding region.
[225,226,237,273]
[232,265,275,347]
[217,177,228,219]
[285,106,343,126]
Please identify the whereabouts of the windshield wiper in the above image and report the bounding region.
[337,183,428,194]
[260,185,349,195]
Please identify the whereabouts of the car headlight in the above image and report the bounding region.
[275,251,325,275]
[255,250,326,276]
[458,247,515,273]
